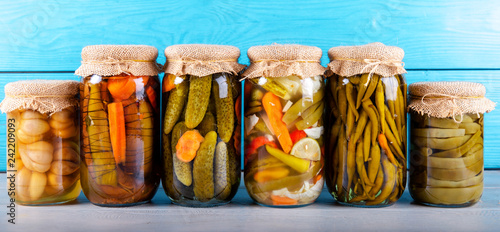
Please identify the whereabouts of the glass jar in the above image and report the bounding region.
[1,80,81,205]
[76,45,161,206]
[409,113,483,207]
[325,43,408,207]
[161,45,244,207]
[407,81,494,207]
[242,45,326,207]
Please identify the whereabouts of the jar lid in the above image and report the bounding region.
[408,81,495,118]
[327,42,406,78]
[75,45,161,77]
[242,44,326,79]
[164,44,246,77]
[0,80,80,115]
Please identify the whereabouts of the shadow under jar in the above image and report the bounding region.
[408,81,495,207]
[161,45,245,207]
[242,45,326,207]
[76,45,161,206]
[1,80,81,205]
[324,43,408,207]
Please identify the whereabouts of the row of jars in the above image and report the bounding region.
[2,43,494,208]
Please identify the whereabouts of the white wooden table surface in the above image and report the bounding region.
[1,171,499,232]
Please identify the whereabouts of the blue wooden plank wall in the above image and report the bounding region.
[1,0,500,171]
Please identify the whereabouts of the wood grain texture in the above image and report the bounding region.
[1,171,500,231]
[0,0,500,71]
[1,71,499,171]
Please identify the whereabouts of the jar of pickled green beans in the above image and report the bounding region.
[242,45,327,207]
[408,81,495,207]
[161,45,245,207]
[75,45,162,206]
[324,43,408,207]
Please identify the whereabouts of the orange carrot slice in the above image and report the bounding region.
[163,74,177,92]
[108,77,136,101]
[271,195,298,206]
[175,130,205,162]
[108,102,126,164]
[145,86,157,111]
[262,92,293,153]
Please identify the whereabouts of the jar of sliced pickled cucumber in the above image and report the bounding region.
[0,80,81,205]
[324,43,407,207]
[242,45,326,207]
[75,45,161,206]
[162,44,245,207]
[408,81,495,207]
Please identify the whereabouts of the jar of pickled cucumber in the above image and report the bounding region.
[0,80,81,205]
[324,43,407,207]
[162,44,245,207]
[408,81,495,207]
[75,45,161,206]
[242,45,326,207]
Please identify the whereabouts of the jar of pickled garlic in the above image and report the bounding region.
[162,44,245,207]
[324,43,407,207]
[242,44,326,207]
[75,45,161,206]
[0,80,81,205]
[408,81,495,207]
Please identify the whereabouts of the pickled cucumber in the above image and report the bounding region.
[213,74,235,142]
[215,142,231,200]
[193,131,217,201]
[163,80,189,134]
[162,133,181,199]
[185,75,213,128]
[227,139,240,186]
[171,122,192,187]
[197,112,217,136]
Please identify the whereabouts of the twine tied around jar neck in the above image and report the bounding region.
[81,56,163,74]
[411,93,481,123]
[333,57,405,80]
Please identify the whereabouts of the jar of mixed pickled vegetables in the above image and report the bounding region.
[162,44,245,207]
[242,45,326,207]
[408,81,495,207]
[0,80,81,205]
[75,45,161,206]
[325,43,407,207]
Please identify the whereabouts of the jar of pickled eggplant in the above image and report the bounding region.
[162,44,245,207]
[325,43,407,207]
[242,45,326,207]
[0,80,81,205]
[408,81,495,207]
[75,45,161,206]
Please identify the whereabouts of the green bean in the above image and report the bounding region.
[350,76,361,85]
[353,110,368,142]
[363,121,371,162]
[413,134,472,150]
[302,101,322,120]
[417,147,483,169]
[346,136,356,193]
[356,74,370,108]
[356,139,373,187]
[431,130,482,158]
[362,74,380,103]
[426,172,483,188]
[329,78,338,105]
[459,123,481,134]
[336,128,347,197]
[337,80,348,124]
[367,166,384,199]
[385,128,404,161]
[361,99,379,144]
[384,106,401,143]
[428,158,483,181]
[346,82,360,119]
[375,81,385,133]
[455,114,473,123]
[368,144,381,185]
[282,89,324,125]
[412,183,483,205]
[419,147,433,157]
[411,128,466,138]
[396,86,405,137]
[423,117,460,129]
[346,103,355,139]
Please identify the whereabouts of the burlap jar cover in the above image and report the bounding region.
[164,44,246,77]
[409,81,496,119]
[0,80,80,115]
[75,45,161,77]
[327,42,406,78]
[242,44,326,79]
